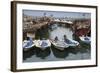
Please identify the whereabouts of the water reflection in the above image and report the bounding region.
[49,24,73,41]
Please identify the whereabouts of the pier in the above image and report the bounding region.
[23,18,73,32]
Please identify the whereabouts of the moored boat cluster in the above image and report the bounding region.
[23,36,80,60]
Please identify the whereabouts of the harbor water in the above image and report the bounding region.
[23,24,91,62]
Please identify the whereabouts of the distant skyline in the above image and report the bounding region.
[23,10,91,19]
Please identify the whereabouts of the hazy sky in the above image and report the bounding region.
[23,10,91,19]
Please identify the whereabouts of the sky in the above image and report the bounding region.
[23,10,91,19]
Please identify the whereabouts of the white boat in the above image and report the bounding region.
[35,40,51,59]
[64,39,79,47]
[23,40,35,51]
[50,40,69,58]
[79,36,91,44]
[23,40,36,60]
[35,40,51,50]
[50,40,69,50]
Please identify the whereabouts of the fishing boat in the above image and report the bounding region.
[35,39,51,59]
[79,36,91,44]
[51,40,69,50]
[50,40,69,58]
[64,38,79,47]
[63,35,78,46]
[23,38,35,60]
